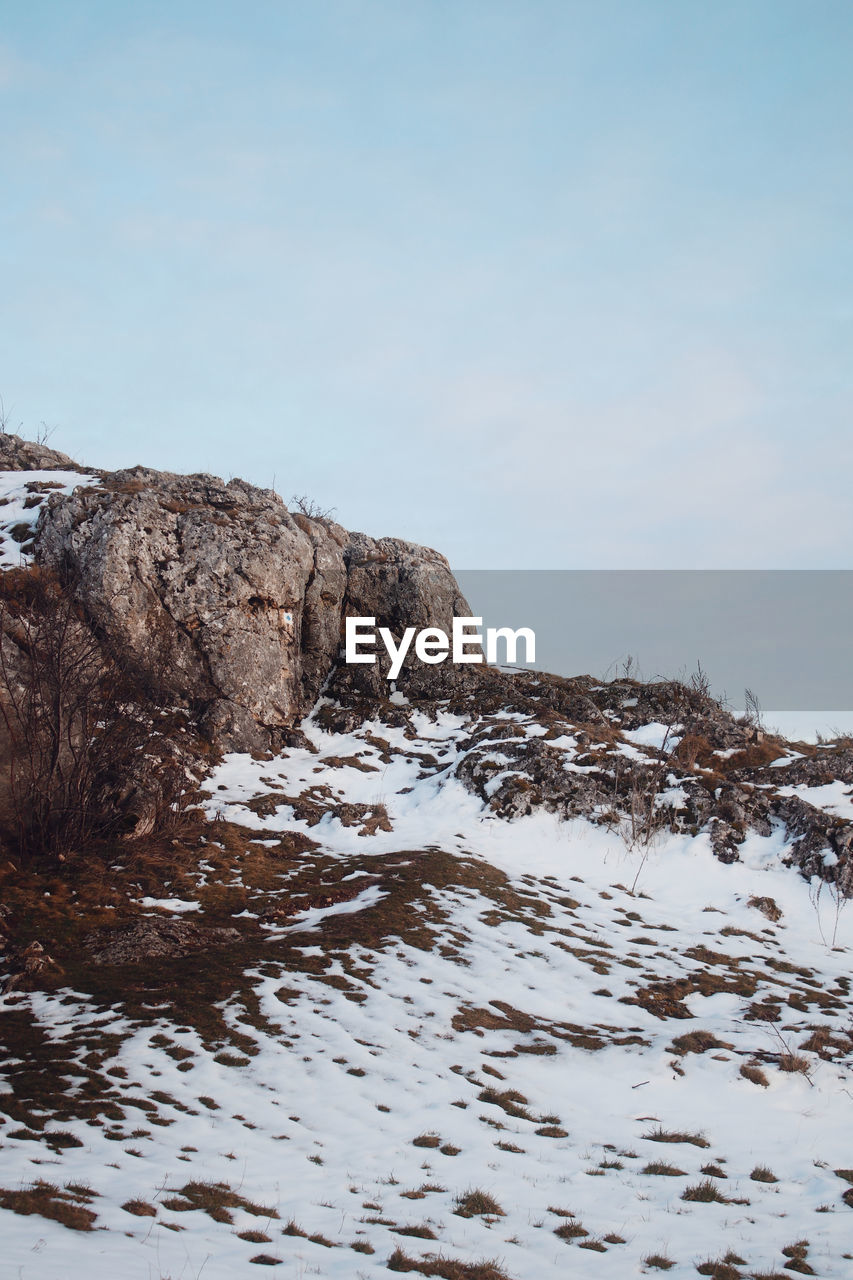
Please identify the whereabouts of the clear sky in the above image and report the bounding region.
[2,1,851,567]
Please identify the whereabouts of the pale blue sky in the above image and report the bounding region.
[2,1,851,567]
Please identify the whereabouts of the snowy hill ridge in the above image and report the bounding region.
[0,440,851,1279]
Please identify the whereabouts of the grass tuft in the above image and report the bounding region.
[387,1246,511,1277]
[122,1198,157,1217]
[681,1178,728,1203]
[739,1063,769,1087]
[162,1181,278,1224]
[643,1126,709,1148]
[454,1188,504,1218]
[413,1132,442,1148]
[553,1218,589,1241]
[695,1261,742,1279]
[778,1053,811,1075]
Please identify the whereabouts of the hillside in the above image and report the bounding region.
[0,439,851,1280]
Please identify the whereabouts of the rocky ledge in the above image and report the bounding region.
[1,434,470,752]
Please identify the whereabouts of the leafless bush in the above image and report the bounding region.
[690,661,712,699]
[290,493,337,521]
[743,686,763,730]
[0,568,192,860]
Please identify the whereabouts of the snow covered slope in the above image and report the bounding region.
[0,469,99,567]
[1,696,851,1279]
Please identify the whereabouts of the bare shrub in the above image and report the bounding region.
[290,493,337,521]
[0,568,194,860]
[742,686,763,729]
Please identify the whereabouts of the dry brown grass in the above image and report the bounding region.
[778,1052,811,1076]
[669,1030,730,1055]
[681,1179,739,1204]
[453,1188,505,1218]
[695,1261,743,1279]
[394,1224,438,1240]
[412,1132,441,1148]
[162,1180,278,1224]
[387,1248,512,1278]
[122,1198,157,1216]
[747,895,782,922]
[553,1218,589,1240]
[740,1063,769,1087]
[642,1126,709,1148]
[0,1180,98,1231]
[476,1087,534,1120]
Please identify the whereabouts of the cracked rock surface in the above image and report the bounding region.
[34,462,469,749]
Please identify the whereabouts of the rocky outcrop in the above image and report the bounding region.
[33,464,470,750]
[86,917,241,966]
[322,664,853,896]
[0,433,91,473]
[11,439,849,898]
[1,940,64,993]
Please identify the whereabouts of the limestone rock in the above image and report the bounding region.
[87,917,241,966]
[33,463,470,749]
[2,940,64,993]
[0,433,89,473]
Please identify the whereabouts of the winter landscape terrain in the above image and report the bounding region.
[0,446,851,1280]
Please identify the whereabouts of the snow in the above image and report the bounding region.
[764,711,853,743]
[276,885,388,934]
[0,470,100,568]
[622,722,683,752]
[135,896,202,913]
[1,699,851,1278]
[774,780,853,821]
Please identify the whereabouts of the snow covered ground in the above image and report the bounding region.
[0,470,99,568]
[1,699,851,1279]
[763,712,853,745]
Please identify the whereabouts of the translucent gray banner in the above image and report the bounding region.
[454,571,853,712]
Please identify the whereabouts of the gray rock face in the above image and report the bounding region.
[34,464,470,749]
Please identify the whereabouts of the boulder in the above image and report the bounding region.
[86,918,241,966]
[34,464,471,749]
